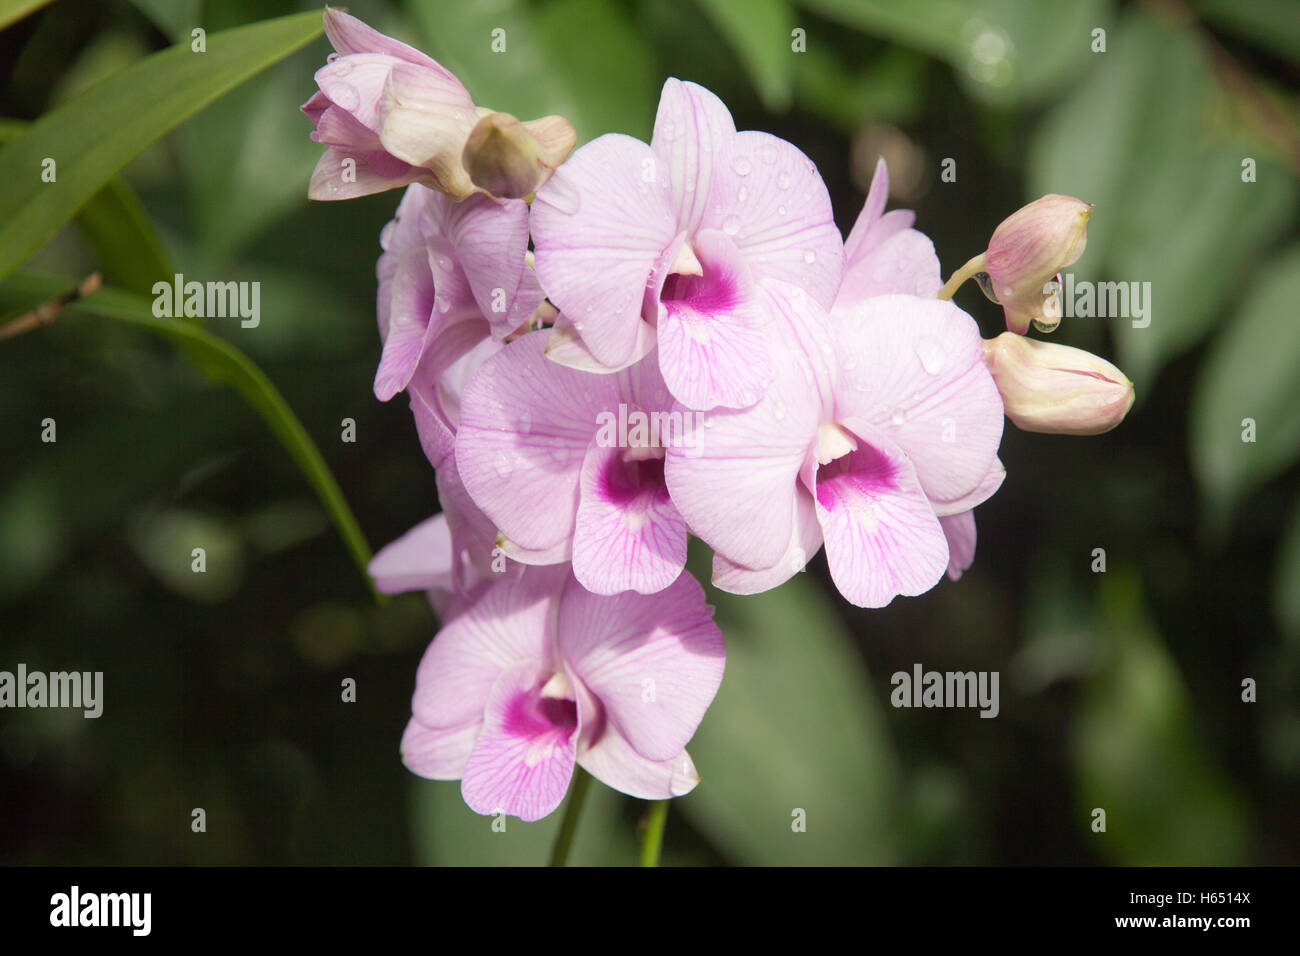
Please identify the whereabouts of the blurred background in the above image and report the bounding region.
[1,0,1297,865]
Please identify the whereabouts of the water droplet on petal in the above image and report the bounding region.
[518,409,532,434]
[758,144,777,164]
[326,52,340,64]
[803,249,816,265]
[915,335,947,375]
[974,272,1001,304]
[722,215,741,236]
[434,294,450,313]
[890,407,907,426]
[777,205,787,217]
[777,173,791,189]
[494,452,513,477]
[737,186,748,202]
[774,399,786,420]
[731,156,752,176]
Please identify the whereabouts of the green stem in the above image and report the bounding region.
[937,252,987,301]
[639,800,670,867]
[548,769,592,866]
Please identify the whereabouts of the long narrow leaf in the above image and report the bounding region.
[0,9,322,282]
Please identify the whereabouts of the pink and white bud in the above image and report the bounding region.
[982,332,1134,436]
[303,9,574,202]
[984,195,1091,335]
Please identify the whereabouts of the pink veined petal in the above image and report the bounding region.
[833,229,942,308]
[545,312,658,374]
[531,134,678,367]
[813,425,950,608]
[663,282,830,570]
[400,716,481,780]
[369,513,453,595]
[573,440,688,596]
[656,228,773,411]
[842,158,914,263]
[374,245,437,400]
[704,130,843,309]
[558,571,725,762]
[495,534,573,566]
[441,193,532,327]
[377,184,436,339]
[314,54,407,133]
[434,450,506,601]
[301,90,331,127]
[711,486,824,595]
[322,9,448,72]
[930,457,1005,517]
[461,661,578,821]
[409,319,498,470]
[308,146,421,201]
[650,79,736,236]
[578,731,701,800]
[410,567,565,729]
[940,511,977,582]
[310,102,383,151]
[455,330,622,551]
[831,294,1004,503]
[377,63,481,174]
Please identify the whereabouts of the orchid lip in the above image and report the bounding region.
[815,422,858,465]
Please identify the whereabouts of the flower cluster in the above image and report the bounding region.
[304,9,1133,821]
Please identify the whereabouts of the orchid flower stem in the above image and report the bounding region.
[937,253,987,301]
[639,800,670,867]
[548,768,592,867]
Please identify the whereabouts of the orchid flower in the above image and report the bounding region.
[397,566,724,821]
[530,79,843,411]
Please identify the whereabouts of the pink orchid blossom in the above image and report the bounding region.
[399,566,725,821]
[530,79,843,411]
[302,9,573,201]
[454,331,692,595]
[667,281,1004,607]
[373,183,541,405]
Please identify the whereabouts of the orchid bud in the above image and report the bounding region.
[461,111,576,199]
[982,332,1134,435]
[983,195,1091,335]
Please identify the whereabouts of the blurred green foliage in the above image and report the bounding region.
[1,0,1298,865]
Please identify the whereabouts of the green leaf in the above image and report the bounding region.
[1190,245,1300,525]
[405,0,654,143]
[0,9,323,283]
[677,559,901,864]
[795,0,967,60]
[126,0,203,42]
[1,274,377,598]
[1071,571,1249,864]
[0,0,53,31]
[0,120,173,296]
[692,0,794,111]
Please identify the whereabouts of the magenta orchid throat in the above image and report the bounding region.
[303,8,1134,823]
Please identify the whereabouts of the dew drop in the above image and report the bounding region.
[915,335,946,375]
[722,215,741,236]
[774,399,786,420]
[777,173,791,190]
[890,406,907,426]
[326,52,340,64]
[802,249,816,265]
[731,156,752,177]
[777,205,787,217]
[494,452,513,477]
[518,409,532,434]
[758,144,777,164]
[737,186,749,202]
[433,294,450,313]
[974,272,1001,304]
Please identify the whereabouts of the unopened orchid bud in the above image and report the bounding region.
[303,9,575,202]
[461,112,576,199]
[982,332,1134,435]
[984,195,1091,335]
